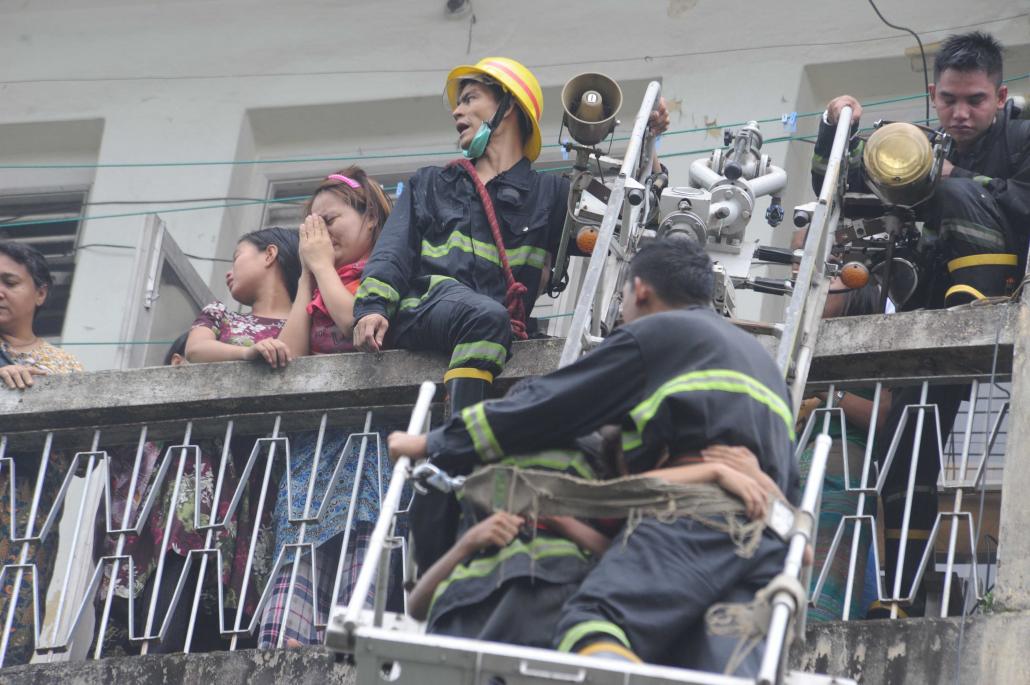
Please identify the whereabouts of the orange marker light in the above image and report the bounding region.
[840,261,870,289]
[576,226,599,254]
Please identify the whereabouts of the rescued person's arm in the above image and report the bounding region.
[407,512,524,621]
[638,459,769,521]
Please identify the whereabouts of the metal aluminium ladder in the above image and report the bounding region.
[774,107,855,412]
[558,81,662,368]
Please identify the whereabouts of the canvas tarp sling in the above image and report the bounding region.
[458,464,807,672]
[460,464,771,558]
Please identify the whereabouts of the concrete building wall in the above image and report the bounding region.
[1,0,1028,369]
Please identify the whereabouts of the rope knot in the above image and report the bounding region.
[506,281,529,340]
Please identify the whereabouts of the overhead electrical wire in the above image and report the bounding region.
[70,242,234,263]
[866,0,931,121]
[4,76,1023,173]
[0,110,957,231]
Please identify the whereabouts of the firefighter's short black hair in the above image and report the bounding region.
[934,31,1004,88]
[628,238,714,307]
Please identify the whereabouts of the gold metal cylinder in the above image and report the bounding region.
[863,122,934,206]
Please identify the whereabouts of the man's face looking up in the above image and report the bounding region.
[930,68,1008,150]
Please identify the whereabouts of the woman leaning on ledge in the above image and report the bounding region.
[0,241,82,384]
[0,241,84,665]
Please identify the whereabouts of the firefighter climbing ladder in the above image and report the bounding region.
[325,383,852,685]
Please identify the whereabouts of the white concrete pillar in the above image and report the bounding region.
[61,104,245,370]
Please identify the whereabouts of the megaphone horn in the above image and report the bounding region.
[561,73,623,146]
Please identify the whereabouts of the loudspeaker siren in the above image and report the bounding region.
[561,72,624,146]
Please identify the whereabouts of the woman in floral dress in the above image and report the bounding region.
[0,241,84,666]
[94,227,301,654]
[94,334,185,655]
[258,168,396,648]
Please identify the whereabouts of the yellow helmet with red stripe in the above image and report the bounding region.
[445,57,543,161]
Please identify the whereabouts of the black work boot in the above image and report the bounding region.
[943,252,1019,305]
[444,369,493,418]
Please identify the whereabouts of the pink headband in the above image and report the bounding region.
[327,174,360,189]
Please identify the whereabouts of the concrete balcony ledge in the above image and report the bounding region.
[809,302,1017,386]
[0,339,566,433]
[791,609,1030,685]
[9,611,1030,684]
[1,304,1018,433]
[3,647,354,685]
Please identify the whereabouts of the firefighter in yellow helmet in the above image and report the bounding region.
[352,57,667,568]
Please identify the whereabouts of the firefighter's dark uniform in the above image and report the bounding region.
[811,102,1030,306]
[423,306,799,673]
[352,158,569,379]
[811,102,1030,615]
[353,157,570,569]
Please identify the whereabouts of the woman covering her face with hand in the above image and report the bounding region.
[259,168,398,648]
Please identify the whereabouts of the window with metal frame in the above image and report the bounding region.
[0,190,88,340]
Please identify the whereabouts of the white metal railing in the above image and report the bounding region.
[801,378,1008,622]
[0,405,397,667]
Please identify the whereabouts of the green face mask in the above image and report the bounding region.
[460,91,512,160]
[463,121,493,159]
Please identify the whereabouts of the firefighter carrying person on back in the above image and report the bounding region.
[388,238,800,675]
[351,57,669,569]
[804,31,1030,617]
